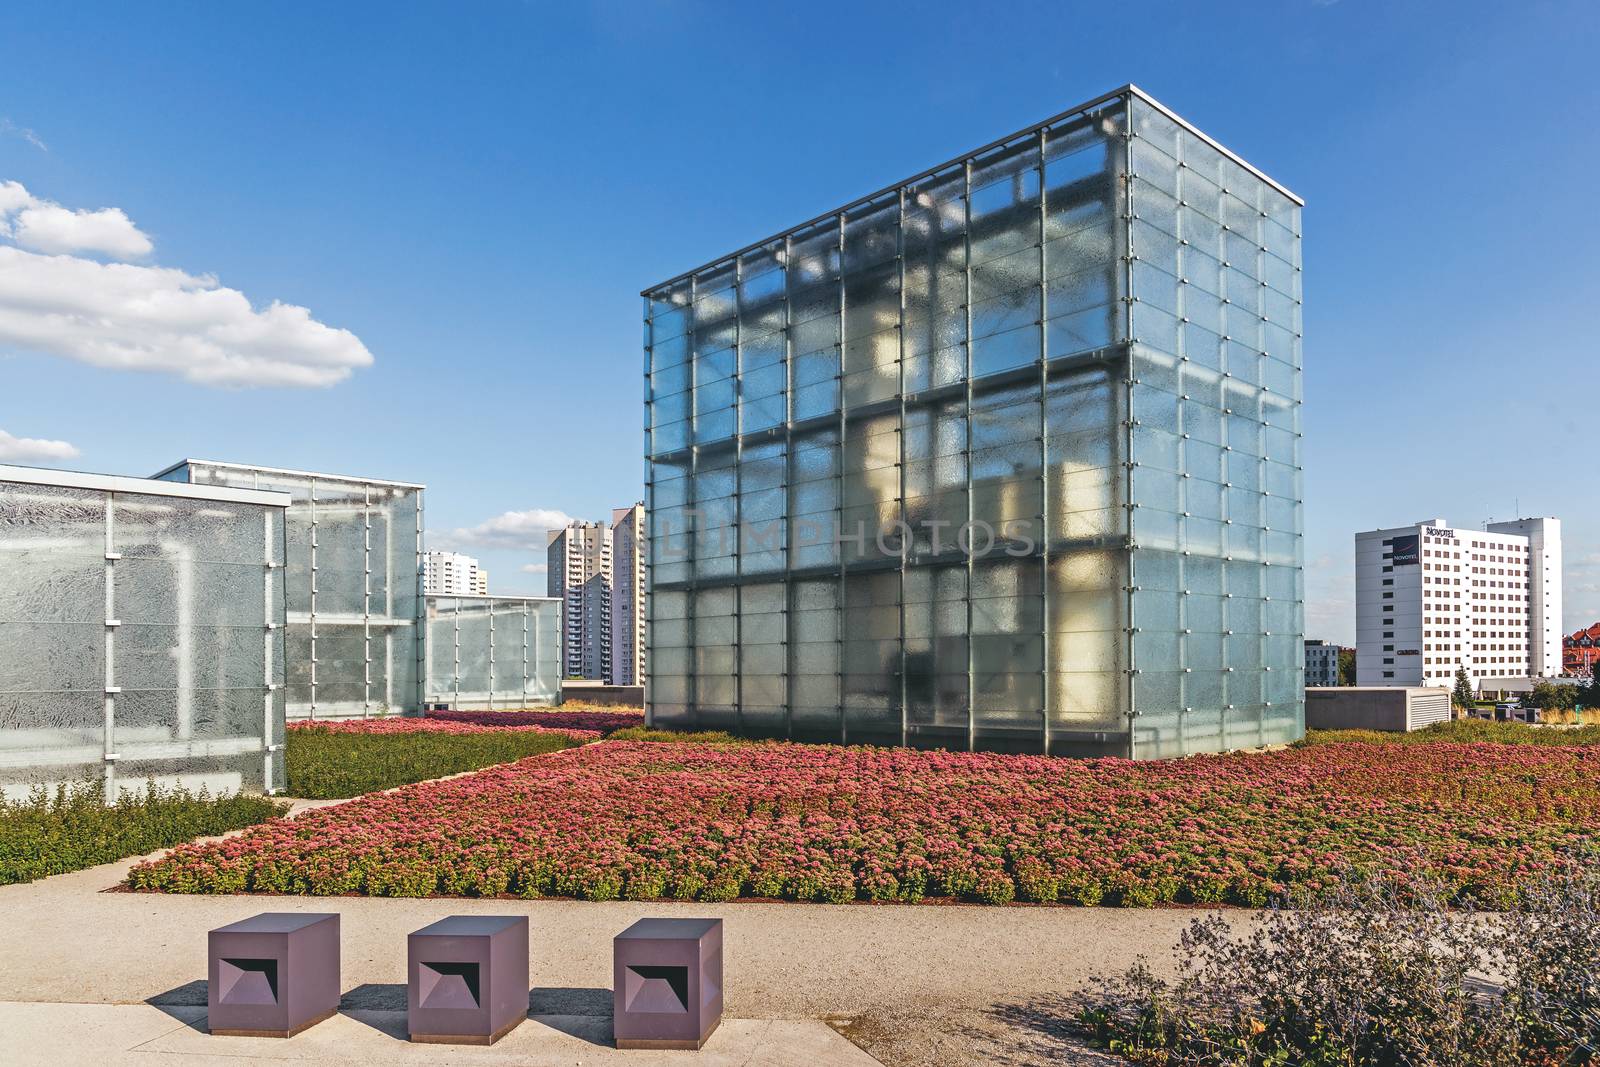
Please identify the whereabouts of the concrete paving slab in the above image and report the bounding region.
[0,1002,877,1066]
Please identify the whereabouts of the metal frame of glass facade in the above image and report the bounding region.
[424,594,561,708]
[0,464,289,798]
[641,85,1304,757]
[153,460,425,720]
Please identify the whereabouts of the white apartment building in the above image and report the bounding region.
[547,520,612,680]
[423,550,488,596]
[1355,517,1562,690]
[1304,639,1341,687]
[609,503,646,686]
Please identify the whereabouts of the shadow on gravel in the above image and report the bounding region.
[971,997,1122,1066]
[141,977,617,1047]
[529,987,612,1045]
[146,980,209,1032]
[340,981,406,1011]
[529,985,610,1016]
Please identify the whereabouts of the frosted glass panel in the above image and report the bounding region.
[423,596,561,708]
[178,463,424,719]
[1,471,285,798]
[641,88,1300,757]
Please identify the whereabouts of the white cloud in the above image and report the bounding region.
[1,181,151,257]
[0,428,79,463]
[437,508,577,552]
[519,563,548,575]
[0,181,372,388]
[0,119,46,153]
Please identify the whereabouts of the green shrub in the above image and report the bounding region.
[1301,719,1600,747]
[0,779,286,886]
[1075,863,1600,1066]
[604,726,749,745]
[286,728,586,798]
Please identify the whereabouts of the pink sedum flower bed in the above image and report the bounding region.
[127,740,1600,906]
[426,708,643,735]
[287,718,602,741]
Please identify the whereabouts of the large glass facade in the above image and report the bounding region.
[155,461,424,719]
[0,465,288,798]
[642,87,1303,757]
[424,595,561,708]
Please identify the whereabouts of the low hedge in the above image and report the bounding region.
[605,726,747,745]
[0,779,286,886]
[1302,719,1600,747]
[286,726,587,798]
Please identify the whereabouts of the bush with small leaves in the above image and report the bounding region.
[1077,862,1600,1066]
[4,779,285,886]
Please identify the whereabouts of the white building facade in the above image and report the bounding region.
[423,550,488,597]
[1304,639,1341,687]
[609,503,645,686]
[1355,517,1562,689]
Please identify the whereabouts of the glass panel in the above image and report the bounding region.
[641,89,1298,758]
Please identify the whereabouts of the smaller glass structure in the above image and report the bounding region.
[154,460,425,719]
[425,595,561,708]
[0,463,288,798]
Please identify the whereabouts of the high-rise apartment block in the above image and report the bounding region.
[610,503,647,686]
[547,521,612,679]
[1355,517,1562,688]
[642,86,1304,758]
[423,550,488,596]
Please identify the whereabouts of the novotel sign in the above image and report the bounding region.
[1424,527,1457,539]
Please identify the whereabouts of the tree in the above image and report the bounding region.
[1338,648,1357,687]
[1451,665,1475,713]
[1527,680,1578,712]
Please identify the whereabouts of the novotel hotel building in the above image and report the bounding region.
[641,86,1305,758]
[1355,517,1563,689]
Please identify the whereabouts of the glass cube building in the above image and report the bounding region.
[642,86,1304,757]
[154,460,425,719]
[424,594,562,708]
[0,464,289,798]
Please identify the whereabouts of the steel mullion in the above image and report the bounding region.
[964,157,976,754]
[836,210,847,746]
[1037,126,1052,756]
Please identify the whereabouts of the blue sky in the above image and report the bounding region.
[1,1,1596,639]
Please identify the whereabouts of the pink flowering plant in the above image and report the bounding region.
[128,739,1600,907]
[287,717,602,741]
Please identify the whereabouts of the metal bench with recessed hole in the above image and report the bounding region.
[407,915,529,1045]
[613,917,723,1050]
[207,912,340,1038]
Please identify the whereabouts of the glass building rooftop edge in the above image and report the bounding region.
[640,83,1303,297]
[151,458,427,490]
